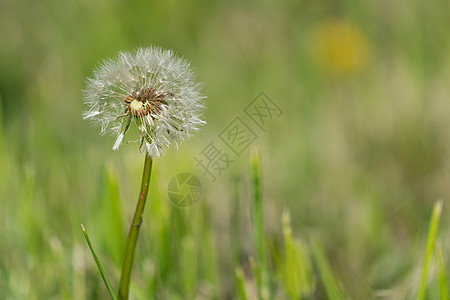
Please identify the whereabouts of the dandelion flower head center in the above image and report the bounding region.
[124,88,166,118]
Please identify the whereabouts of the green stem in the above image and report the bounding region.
[251,150,269,300]
[417,200,443,300]
[81,224,118,300]
[118,154,153,300]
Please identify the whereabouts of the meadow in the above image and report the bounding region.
[1,0,450,299]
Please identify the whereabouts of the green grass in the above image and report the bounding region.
[1,0,450,298]
[81,224,117,300]
[251,149,271,300]
[417,200,443,300]
[235,267,248,300]
[436,241,448,300]
[311,239,345,300]
[279,211,314,299]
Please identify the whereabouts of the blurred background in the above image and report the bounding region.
[1,0,450,299]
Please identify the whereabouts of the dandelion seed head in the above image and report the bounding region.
[83,46,206,158]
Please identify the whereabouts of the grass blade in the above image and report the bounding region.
[280,211,314,299]
[417,199,443,300]
[251,149,270,299]
[436,241,448,300]
[81,224,118,300]
[236,267,249,300]
[311,239,345,300]
[98,164,124,267]
[182,236,197,299]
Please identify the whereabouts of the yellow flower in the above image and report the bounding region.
[311,19,370,76]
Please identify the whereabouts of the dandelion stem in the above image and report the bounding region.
[118,154,153,300]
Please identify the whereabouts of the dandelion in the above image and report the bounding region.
[81,47,206,300]
[83,46,205,158]
[311,19,370,77]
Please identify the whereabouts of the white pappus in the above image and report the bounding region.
[83,46,206,158]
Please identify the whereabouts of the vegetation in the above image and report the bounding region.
[1,0,449,298]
